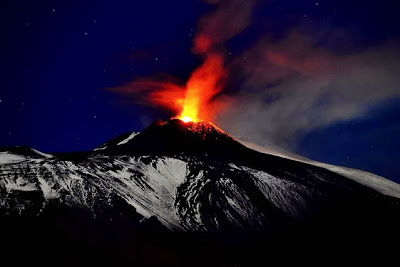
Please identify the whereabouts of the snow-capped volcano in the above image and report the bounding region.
[0,119,399,264]
[95,119,238,157]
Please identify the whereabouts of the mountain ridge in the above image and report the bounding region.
[1,118,399,264]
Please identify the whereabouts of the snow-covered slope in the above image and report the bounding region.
[0,152,366,230]
[0,152,26,164]
[94,132,140,151]
[0,119,399,233]
[238,139,400,198]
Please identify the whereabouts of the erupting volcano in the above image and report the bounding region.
[1,114,400,265]
[116,1,229,125]
[116,49,226,124]
[175,53,225,123]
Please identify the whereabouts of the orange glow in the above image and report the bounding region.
[176,53,225,123]
[113,0,253,125]
[119,44,226,124]
[181,116,193,123]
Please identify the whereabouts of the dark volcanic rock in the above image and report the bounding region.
[0,119,399,265]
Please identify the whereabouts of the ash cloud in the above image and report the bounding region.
[112,0,257,120]
[112,1,400,151]
[193,0,255,54]
[215,30,400,148]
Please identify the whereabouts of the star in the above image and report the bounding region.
[315,2,319,6]
[0,99,2,103]
[84,32,88,36]
[94,115,97,119]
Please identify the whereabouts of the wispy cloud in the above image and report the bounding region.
[216,30,400,148]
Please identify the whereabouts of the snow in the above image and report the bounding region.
[108,157,188,230]
[0,152,26,164]
[31,148,54,158]
[67,173,83,181]
[37,175,61,199]
[1,139,399,232]
[231,164,310,217]
[0,149,52,165]
[311,163,400,198]
[2,177,37,192]
[30,156,190,229]
[94,145,107,151]
[117,132,139,145]
[217,177,265,228]
[238,140,400,199]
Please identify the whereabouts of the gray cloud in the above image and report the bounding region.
[215,31,400,149]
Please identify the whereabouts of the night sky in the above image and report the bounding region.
[1,0,400,183]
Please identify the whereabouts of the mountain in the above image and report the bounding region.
[0,119,399,265]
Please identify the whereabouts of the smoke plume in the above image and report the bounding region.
[113,1,400,150]
[216,31,400,148]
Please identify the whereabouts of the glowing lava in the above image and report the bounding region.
[175,53,225,123]
[114,0,253,126]
[117,40,226,124]
[181,116,193,123]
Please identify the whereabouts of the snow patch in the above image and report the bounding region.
[107,157,188,230]
[239,140,400,199]
[94,145,107,151]
[233,164,310,217]
[0,152,26,164]
[2,177,38,192]
[117,132,139,145]
[31,148,54,158]
[37,176,61,199]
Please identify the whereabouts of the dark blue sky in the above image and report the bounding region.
[1,0,399,182]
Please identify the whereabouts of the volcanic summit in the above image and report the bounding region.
[0,119,399,265]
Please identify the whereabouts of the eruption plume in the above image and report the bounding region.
[177,53,225,122]
[114,0,254,123]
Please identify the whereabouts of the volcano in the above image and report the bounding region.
[0,119,399,265]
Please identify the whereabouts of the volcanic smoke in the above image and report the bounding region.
[176,52,225,122]
[115,0,254,123]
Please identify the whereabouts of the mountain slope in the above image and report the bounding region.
[0,119,399,264]
[1,119,399,230]
[239,139,400,198]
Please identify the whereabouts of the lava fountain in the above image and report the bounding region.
[175,53,225,123]
[113,0,253,125]
[114,52,226,125]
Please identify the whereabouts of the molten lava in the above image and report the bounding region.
[181,116,193,123]
[175,53,225,123]
[120,53,225,124]
[114,0,253,126]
